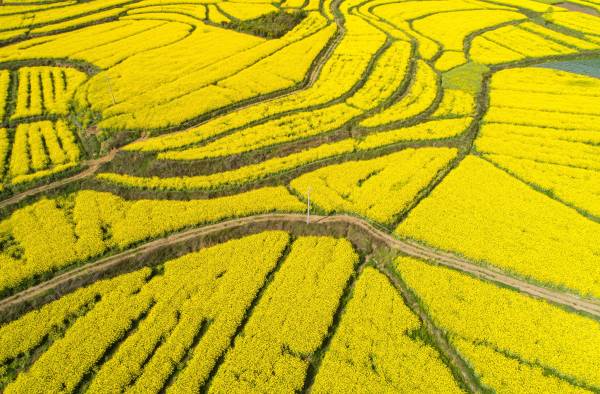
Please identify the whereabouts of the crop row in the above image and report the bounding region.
[0,20,192,74]
[124,14,394,153]
[471,22,598,65]
[0,71,8,122]
[397,256,600,391]
[5,120,80,185]
[290,147,457,225]
[487,154,600,218]
[84,12,334,131]
[155,36,413,161]
[91,232,290,394]
[3,269,152,393]
[0,0,133,31]
[210,236,358,392]
[12,67,87,120]
[312,267,461,392]
[7,232,599,392]
[360,59,438,127]
[98,119,471,192]
[0,268,151,380]
[0,233,363,392]
[476,68,600,173]
[396,155,600,298]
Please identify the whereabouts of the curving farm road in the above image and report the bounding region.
[1,213,599,320]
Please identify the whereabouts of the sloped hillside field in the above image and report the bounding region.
[0,0,599,392]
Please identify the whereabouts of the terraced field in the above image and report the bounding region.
[0,0,599,392]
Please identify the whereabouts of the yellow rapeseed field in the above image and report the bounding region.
[0,0,598,391]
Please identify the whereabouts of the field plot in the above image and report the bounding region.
[397,256,600,392]
[0,0,599,392]
[11,67,87,120]
[6,120,80,185]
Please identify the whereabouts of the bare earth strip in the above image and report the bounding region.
[556,2,600,15]
[0,150,117,210]
[1,213,599,320]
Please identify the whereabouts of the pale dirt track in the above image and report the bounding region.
[0,150,116,210]
[1,213,599,319]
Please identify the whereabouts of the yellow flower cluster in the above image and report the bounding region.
[489,82,599,117]
[102,117,472,192]
[156,30,410,161]
[359,117,473,148]
[126,17,386,153]
[8,123,30,178]
[472,26,577,64]
[126,4,206,20]
[99,140,357,190]
[360,60,438,127]
[373,0,513,23]
[219,2,278,20]
[519,21,598,50]
[469,35,525,65]
[207,4,230,23]
[0,187,303,295]
[87,232,289,394]
[30,8,125,35]
[12,67,87,119]
[487,154,600,218]
[312,267,461,393]
[161,103,361,160]
[291,147,457,225]
[0,129,8,181]
[544,11,600,37]
[25,121,48,172]
[476,68,600,170]
[396,156,600,297]
[0,20,190,69]
[11,162,78,186]
[102,115,474,192]
[397,256,600,389]
[455,339,590,394]
[210,236,358,392]
[431,89,476,118]
[5,274,156,393]
[86,17,334,131]
[491,67,600,96]
[478,123,600,162]
[0,70,8,121]
[1,232,289,391]
[125,14,386,151]
[345,39,412,110]
[434,50,466,71]
[125,16,384,151]
[0,0,131,31]
[7,121,80,185]
[0,269,151,376]
[412,9,524,51]
[485,106,600,131]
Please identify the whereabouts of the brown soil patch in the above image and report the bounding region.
[556,2,599,16]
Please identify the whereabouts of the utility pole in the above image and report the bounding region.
[105,75,116,105]
[306,187,311,224]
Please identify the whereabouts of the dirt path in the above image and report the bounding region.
[1,213,599,320]
[0,150,116,210]
[556,2,599,16]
